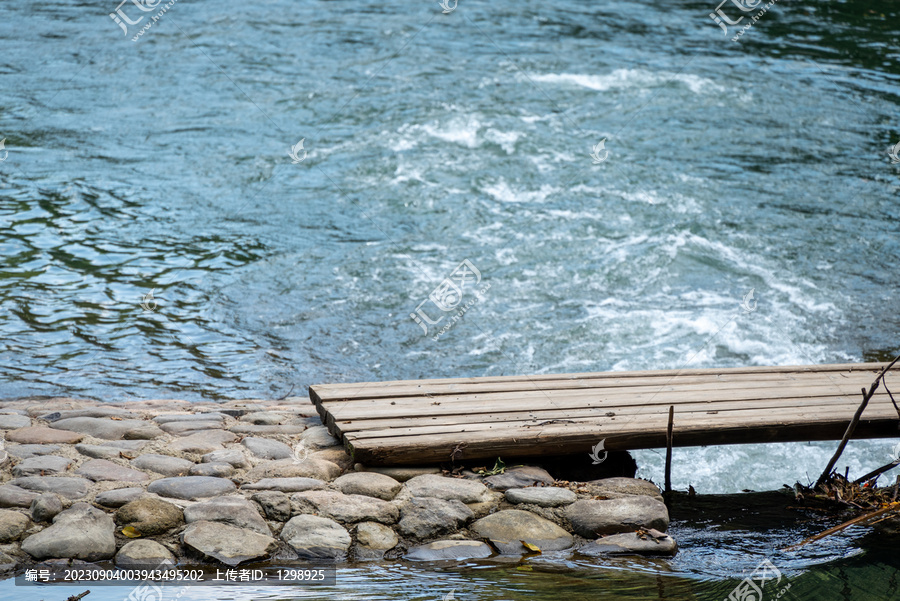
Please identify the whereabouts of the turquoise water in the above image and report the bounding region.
[2,0,900,598]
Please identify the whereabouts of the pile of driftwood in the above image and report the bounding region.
[788,353,900,550]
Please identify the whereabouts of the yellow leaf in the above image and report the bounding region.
[122,526,142,538]
[521,540,541,553]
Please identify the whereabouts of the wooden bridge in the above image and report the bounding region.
[309,362,900,466]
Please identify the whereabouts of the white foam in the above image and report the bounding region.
[482,179,558,203]
[531,69,724,94]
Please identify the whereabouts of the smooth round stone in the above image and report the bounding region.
[159,421,225,435]
[299,426,341,449]
[581,532,678,557]
[95,488,145,508]
[75,444,122,460]
[147,476,237,500]
[131,454,194,477]
[9,477,90,500]
[355,522,398,551]
[505,487,577,507]
[75,459,149,482]
[405,539,493,561]
[0,509,30,543]
[30,493,62,522]
[280,515,350,560]
[12,456,73,477]
[564,497,669,538]
[6,444,60,459]
[471,509,574,555]
[49,417,162,440]
[166,430,236,454]
[242,477,324,493]
[116,539,176,568]
[182,521,277,567]
[116,497,184,535]
[403,474,489,503]
[6,427,83,444]
[153,413,227,424]
[0,485,40,508]
[201,449,250,469]
[189,462,234,477]
[242,437,293,460]
[333,472,401,501]
[238,412,286,425]
[0,414,31,429]
[21,503,116,561]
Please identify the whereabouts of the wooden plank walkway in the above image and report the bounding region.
[309,362,900,466]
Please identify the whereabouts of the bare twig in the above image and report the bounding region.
[853,458,900,486]
[665,405,674,497]
[883,377,900,421]
[816,354,900,489]
[783,502,900,551]
[66,591,90,601]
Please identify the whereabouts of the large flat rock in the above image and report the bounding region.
[115,539,176,568]
[565,497,669,538]
[6,427,83,444]
[584,477,663,501]
[131,454,194,477]
[245,458,341,482]
[505,487,577,508]
[291,490,398,525]
[184,497,270,536]
[403,474,489,503]
[167,430,237,454]
[483,466,555,491]
[21,503,116,560]
[10,477,90,500]
[281,515,351,560]
[115,497,184,536]
[581,532,677,556]
[472,509,574,555]
[333,472,401,501]
[182,521,276,567]
[242,477,325,493]
[405,539,493,561]
[397,497,473,540]
[242,437,293,460]
[12,456,73,477]
[50,417,162,440]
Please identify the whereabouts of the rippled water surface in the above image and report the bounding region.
[2,0,900,598]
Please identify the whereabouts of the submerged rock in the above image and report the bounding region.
[472,509,574,555]
[581,532,677,556]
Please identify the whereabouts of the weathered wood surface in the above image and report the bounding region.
[309,362,900,465]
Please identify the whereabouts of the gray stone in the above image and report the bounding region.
[505,487,577,507]
[242,477,324,493]
[291,490,398,525]
[580,532,677,557]
[228,425,305,435]
[184,497,270,536]
[116,497,184,536]
[153,413,226,424]
[0,414,31,429]
[242,437,293,460]
[10,477,90,500]
[281,515,351,560]
[405,539,493,561]
[251,491,292,521]
[189,462,234,477]
[404,474,489,503]
[75,444,122,460]
[115,539,176,568]
[40,408,136,421]
[333,472,401,501]
[131,454,194,477]
[6,444,60,459]
[100,440,148,451]
[355,522,398,551]
[0,509,30,542]
[565,497,669,538]
[95,488,145,508]
[472,509,574,555]
[147,476,236,501]
[167,430,237,454]
[483,466,555,491]
[50,417,162,440]
[361,466,442,482]
[300,425,341,449]
[201,449,250,469]
[30,493,62,522]
[584,477,663,501]
[21,503,116,560]
[239,412,287,425]
[398,497,473,540]
[246,458,341,482]
[0,485,40,508]
[312,447,354,471]
[160,421,225,435]
[12,455,73,477]
[75,459,149,482]
[182,521,277,567]
[7,427,83,444]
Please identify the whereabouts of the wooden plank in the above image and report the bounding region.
[310,362,887,401]
[332,393,897,434]
[309,362,899,465]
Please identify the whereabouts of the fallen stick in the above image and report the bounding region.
[66,591,90,601]
[816,354,900,489]
[665,405,674,497]
[853,458,900,486]
[783,502,900,551]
